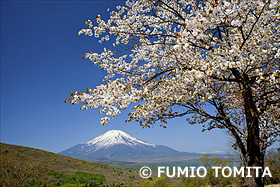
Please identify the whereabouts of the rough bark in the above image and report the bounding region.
[243,81,264,187]
[231,69,264,187]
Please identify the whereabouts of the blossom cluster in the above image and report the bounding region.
[66,0,279,147]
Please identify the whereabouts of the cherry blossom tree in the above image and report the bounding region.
[65,0,279,186]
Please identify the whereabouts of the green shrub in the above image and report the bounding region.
[140,177,171,187]
[180,177,208,187]
[152,177,171,187]
[50,171,64,179]
[62,172,106,185]
[128,174,135,179]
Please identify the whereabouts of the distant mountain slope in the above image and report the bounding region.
[0,143,142,187]
[59,130,203,162]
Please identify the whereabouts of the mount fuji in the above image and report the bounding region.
[59,130,190,162]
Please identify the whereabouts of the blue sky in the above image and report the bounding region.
[1,0,231,154]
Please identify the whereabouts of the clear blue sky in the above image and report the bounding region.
[1,0,231,154]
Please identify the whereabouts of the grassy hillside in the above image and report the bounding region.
[1,143,279,187]
[0,143,143,187]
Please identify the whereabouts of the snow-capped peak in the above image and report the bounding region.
[87,130,156,149]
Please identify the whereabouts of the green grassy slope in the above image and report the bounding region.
[0,143,143,187]
[1,143,278,187]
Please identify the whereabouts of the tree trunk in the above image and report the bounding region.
[230,69,266,186]
[246,116,264,187]
[243,82,264,187]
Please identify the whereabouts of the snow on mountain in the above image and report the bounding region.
[86,130,156,150]
[59,130,183,161]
